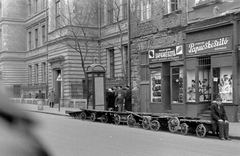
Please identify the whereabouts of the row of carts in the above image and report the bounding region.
[66,109,216,138]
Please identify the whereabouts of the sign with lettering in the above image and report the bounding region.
[186,36,232,56]
[149,45,183,62]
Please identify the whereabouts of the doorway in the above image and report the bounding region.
[54,69,61,104]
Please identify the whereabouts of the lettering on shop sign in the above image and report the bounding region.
[186,36,232,55]
[149,45,183,62]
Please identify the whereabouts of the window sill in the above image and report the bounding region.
[193,0,222,10]
[162,10,182,19]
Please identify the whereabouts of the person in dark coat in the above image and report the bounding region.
[211,97,231,140]
[106,88,115,111]
[124,86,132,111]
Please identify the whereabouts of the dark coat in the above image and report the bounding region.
[106,91,115,108]
[211,103,228,122]
[210,103,228,133]
[125,89,132,111]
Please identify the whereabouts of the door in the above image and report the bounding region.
[54,69,61,104]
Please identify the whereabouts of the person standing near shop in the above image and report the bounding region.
[48,90,55,108]
[124,86,132,111]
[211,97,231,140]
[115,92,125,112]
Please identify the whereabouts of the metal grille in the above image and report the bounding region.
[197,56,211,68]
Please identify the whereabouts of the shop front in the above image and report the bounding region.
[148,45,185,114]
[185,23,238,122]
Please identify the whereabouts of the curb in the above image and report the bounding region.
[25,109,240,140]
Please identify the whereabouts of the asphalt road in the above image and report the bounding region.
[26,112,240,156]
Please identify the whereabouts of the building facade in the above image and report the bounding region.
[0,0,129,107]
[130,0,239,122]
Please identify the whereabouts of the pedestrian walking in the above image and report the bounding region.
[48,90,55,108]
[211,97,231,140]
[20,90,24,103]
[115,92,125,112]
[124,86,132,111]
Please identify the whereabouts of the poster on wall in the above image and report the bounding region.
[150,70,162,102]
[149,45,183,63]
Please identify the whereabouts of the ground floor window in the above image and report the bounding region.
[150,70,161,102]
[171,67,183,103]
[187,70,196,102]
[213,67,232,102]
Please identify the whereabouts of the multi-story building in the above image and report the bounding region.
[130,0,239,121]
[0,0,129,107]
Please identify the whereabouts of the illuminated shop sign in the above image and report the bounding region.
[149,45,183,62]
[186,36,232,56]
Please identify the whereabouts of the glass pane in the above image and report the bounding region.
[213,67,232,103]
[150,70,161,102]
[199,68,211,102]
[187,70,196,102]
[172,67,183,103]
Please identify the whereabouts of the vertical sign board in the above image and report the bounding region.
[94,77,104,110]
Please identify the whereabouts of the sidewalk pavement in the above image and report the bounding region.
[13,103,240,140]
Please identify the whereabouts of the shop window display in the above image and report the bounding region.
[187,70,196,102]
[151,70,161,102]
[198,68,211,102]
[171,67,183,103]
[213,67,232,102]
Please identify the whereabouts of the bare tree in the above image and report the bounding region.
[49,0,100,78]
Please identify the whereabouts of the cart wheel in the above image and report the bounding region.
[142,117,150,130]
[150,120,160,131]
[101,115,108,123]
[114,114,121,125]
[79,112,87,120]
[196,124,207,138]
[180,123,188,135]
[127,114,136,127]
[90,113,96,122]
[168,117,180,133]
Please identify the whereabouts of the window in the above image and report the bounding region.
[28,0,32,15]
[28,65,32,84]
[42,25,45,45]
[187,70,196,102]
[122,0,127,20]
[107,0,114,24]
[150,70,161,102]
[123,45,128,78]
[109,48,115,78]
[198,57,211,102]
[171,67,183,103]
[42,62,46,82]
[35,0,38,12]
[56,0,61,29]
[35,64,39,83]
[35,28,38,48]
[213,67,232,103]
[165,0,179,14]
[28,31,32,50]
[140,0,151,21]
[140,52,149,81]
[41,0,45,9]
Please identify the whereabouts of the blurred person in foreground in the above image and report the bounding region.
[0,88,50,155]
[211,97,231,141]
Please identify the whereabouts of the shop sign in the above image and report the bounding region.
[186,36,232,56]
[149,45,183,62]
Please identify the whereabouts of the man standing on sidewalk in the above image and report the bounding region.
[35,90,44,110]
[48,90,55,108]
